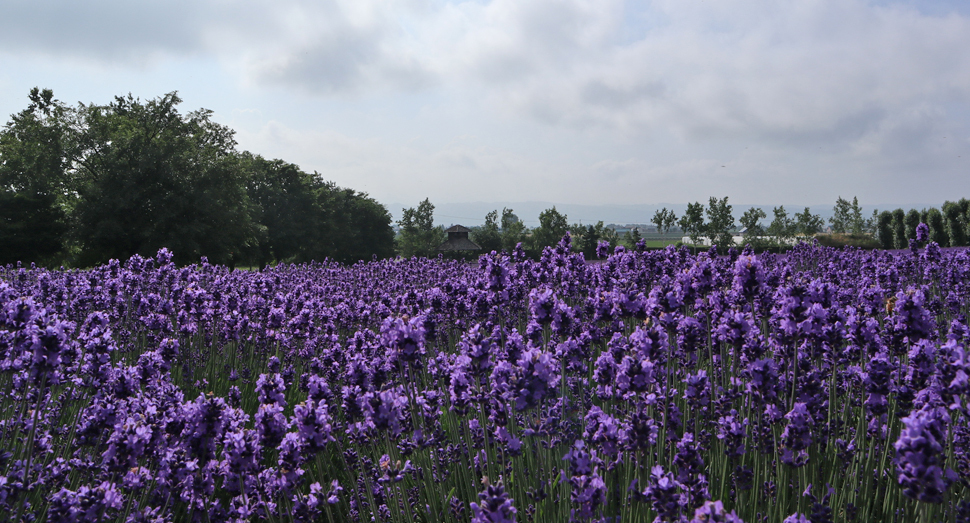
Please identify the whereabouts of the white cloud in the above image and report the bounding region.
[1,0,968,207]
[232,119,564,204]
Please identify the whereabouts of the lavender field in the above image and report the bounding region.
[1,237,968,522]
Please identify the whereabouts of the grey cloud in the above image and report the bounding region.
[0,0,281,63]
[474,0,970,163]
[251,27,383,93]
[581,80,667,109]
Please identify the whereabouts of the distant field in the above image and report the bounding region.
[640,238,681,247]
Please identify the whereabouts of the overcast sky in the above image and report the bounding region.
[1,0,968,212]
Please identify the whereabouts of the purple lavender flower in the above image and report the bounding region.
[27,321,69,386]
[780,403,813,467]
[641,465,686,522]
[361,386,409,437]
[690,500,744,523]
[294,399,334,451]
[891,288,935,345]
[596,241,610,259]
[255,402,289,449]
[731,255,765,304]
[717,412,748,458]
[381,314,426,363]
[568,470,607,522]
[529,287,556,325]
[894,405,954,503]
[683,370,710,408]
[470,478,517,523]
[256,373,288,407]
[48,481,125,522]
[563,440,603,476]
[916,222,929,244]
[512,348,559,411]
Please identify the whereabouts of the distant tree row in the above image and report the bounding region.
[398,194,970,260]
[396,196,827,258]
[0,88,395,267]
[874,200,970,249]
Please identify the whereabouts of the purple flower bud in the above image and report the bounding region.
[691,500,745,523]
[894,405,954,503]
[915,222,929,243]
[470,479,517,523]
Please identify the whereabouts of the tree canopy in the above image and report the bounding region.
[397,198,446,258]
[0,89,395,267]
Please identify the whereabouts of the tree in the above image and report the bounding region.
[795,207,824,236]
[624,227,642,250]
[705,196,735,251]
[942,201,968,247]
[239,153,320,266]
[891,208,907,249]
[830,196,865,234]
[957,198,970,243]
[866,209,880,235]
[767,206,796,243]
[739,207,767,237]
[651,208,677,243]
[324,187,396,264]
[529,206,568,254]
[71,92,261,266]
[600,225,620,251]
[500,208,527,253]
[876,210,894,249]
[0,88,72,265]
[663,210,678,239]
[577,223,601,258]
[904,209,921,242]
[397,198,445,258]
[472,210,502,253]
[679,202,706,248]
[925,207,949,246]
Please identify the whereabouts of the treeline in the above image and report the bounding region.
[399,195,970,260]
[396,196,831,258]
[0,89,395,267]
[875,201,970,249]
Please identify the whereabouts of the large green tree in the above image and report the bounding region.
[795,207,824,236]
[925,207,949,246]
[891,208,907,249]
[397,198,445,258]
[239,153,319,266]
[830,196,866,234]
[529,206,568,254]
[904,209,921,242]
[323,186,396,264]
[472,210,502,253]
[231,153,395,266]
[942,200,968,247]
[71,92,261,266]
[705,196,735,251]
[767,206,796,243]
[0,88,73,265]
[679,202,706,247]
[739,207,766,237]
[876,210,894,249]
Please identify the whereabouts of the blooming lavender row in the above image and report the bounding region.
[0,238,968,522]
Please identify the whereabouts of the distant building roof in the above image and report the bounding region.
[438,224,481,251]
[438,237,482,251]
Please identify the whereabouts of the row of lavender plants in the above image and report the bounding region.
[1,235,969,523]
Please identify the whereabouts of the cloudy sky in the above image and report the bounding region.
[1,0,968,214]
